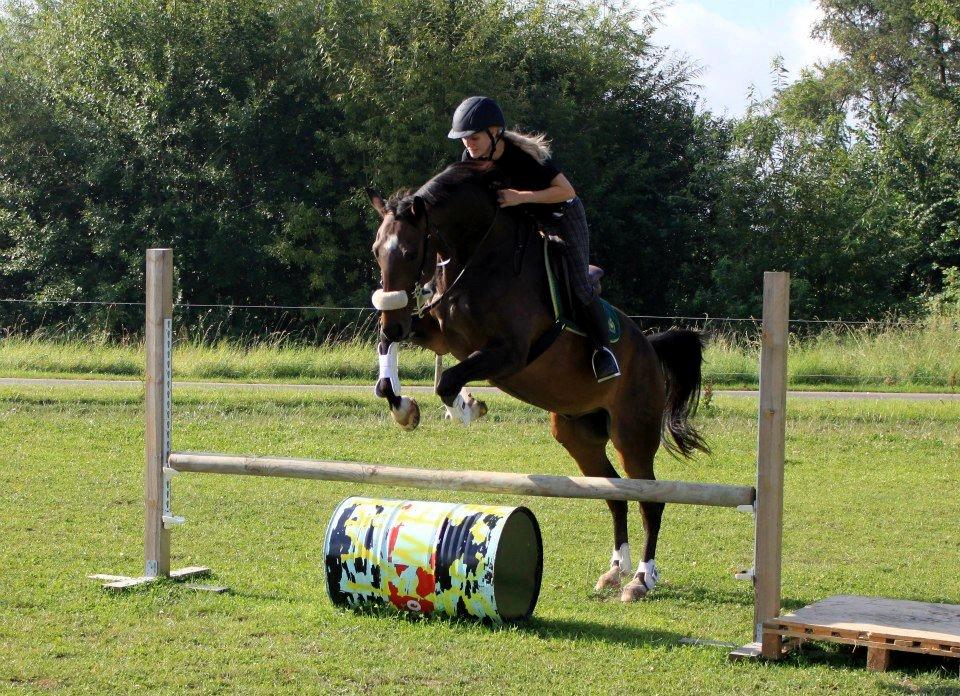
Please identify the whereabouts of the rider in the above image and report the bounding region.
[448,95,620,382]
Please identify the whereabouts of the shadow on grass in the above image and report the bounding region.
[227,580,813,634]
[524,615,692,648]
[879,676,960,693]
[325,603,695,649]
[644,582,811,613]
[782,643,960,681]
[180,585,956,679]
[0,391,143,407]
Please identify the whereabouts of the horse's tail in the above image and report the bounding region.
[647,329,710,458]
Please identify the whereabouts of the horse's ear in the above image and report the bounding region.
[411,195,426,220]
[366,187,386,218]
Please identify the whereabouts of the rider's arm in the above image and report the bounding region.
[498,173,576,207]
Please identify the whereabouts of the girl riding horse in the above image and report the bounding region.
[368,132,708,602]
[449,96,620,383]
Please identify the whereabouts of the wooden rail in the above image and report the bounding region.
[168,452,757,508]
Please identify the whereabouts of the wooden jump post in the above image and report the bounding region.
[93,249,789,662]
[731,270,789,660]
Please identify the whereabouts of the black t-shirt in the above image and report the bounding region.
[461,138,565,221]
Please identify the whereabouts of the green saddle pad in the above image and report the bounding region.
[543,242,621,343]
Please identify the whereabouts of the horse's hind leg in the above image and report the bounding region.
[550,411,632,591]
[609,408,665,602]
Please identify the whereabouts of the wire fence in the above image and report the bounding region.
[0,297,943,328]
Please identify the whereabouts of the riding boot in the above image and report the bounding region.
[582,297,620,382]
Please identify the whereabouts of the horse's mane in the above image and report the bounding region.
[386,160,496,218]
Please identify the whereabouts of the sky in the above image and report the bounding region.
[0,1,839,118]
[631,0,842,116]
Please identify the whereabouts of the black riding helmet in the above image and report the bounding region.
[448,96,505,160]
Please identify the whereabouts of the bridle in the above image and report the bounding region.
[372,188,505,321]
[411,204,501,317]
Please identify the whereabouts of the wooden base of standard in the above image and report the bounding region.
[89,566,222,591]
[729,635,790,662]
[729,642,764,661]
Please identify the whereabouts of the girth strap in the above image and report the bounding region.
[526,321,564,365]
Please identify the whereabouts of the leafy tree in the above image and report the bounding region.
[700,0,960,318]
[3,0,956,337]
[1,0,720,332]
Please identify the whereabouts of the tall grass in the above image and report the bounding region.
[0,315,957,390]
[704,315,960,390]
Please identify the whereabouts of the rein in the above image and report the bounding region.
[414,205,502,317]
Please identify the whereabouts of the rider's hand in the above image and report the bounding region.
[497,189,525,207]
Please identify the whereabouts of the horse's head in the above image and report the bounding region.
[368,163,501,341]
[368,189,433,342]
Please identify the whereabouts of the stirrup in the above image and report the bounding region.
[592,346,620,382]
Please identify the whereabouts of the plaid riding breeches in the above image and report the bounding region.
[555,197,596,304]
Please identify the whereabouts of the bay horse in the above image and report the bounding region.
[367,160,708,601]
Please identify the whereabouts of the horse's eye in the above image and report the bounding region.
[401,249,417,262]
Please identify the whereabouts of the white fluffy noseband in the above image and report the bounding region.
[371,289,409,311]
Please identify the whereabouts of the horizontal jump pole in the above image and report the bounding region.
[168,452,756,508]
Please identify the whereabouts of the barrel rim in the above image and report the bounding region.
[493,504,544,621]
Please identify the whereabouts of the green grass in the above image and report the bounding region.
[1,315,958,391]
[1,384,959,693]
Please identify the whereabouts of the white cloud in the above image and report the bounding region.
[785,2,841,72]
[634,1,841,116]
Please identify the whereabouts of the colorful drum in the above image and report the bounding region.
[324,497,543,622]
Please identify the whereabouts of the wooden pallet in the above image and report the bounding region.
[763,595,960,671]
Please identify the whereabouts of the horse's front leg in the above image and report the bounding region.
[375,339,421,430]
[375,314,449,430]
[436,341,523,425]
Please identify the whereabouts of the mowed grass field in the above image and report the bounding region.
[1,384,959,694]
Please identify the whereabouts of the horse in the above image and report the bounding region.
[367,160,708,601]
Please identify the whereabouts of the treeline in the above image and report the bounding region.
[0,0,957,336]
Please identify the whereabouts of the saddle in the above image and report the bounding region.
[543,230,603,296]
[541,232,620,343]
[508,214,622,364]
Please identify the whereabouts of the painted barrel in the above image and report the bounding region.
[324,496,543,622]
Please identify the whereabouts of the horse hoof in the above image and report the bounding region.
[594,567,623,592]
[446,391,487,426]
[620,579,651,602]
[391,397,420,431]
[461,393,488,419]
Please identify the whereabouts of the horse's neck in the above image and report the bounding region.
[435,209,517,291]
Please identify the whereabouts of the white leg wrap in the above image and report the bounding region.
[610,543,632,576]
[376,342,401,396]
[444,388,481,426]
[635,559,659,591]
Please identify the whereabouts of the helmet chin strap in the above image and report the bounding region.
[479,127,502,160]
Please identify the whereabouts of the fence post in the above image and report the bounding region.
[754,271,789,657]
